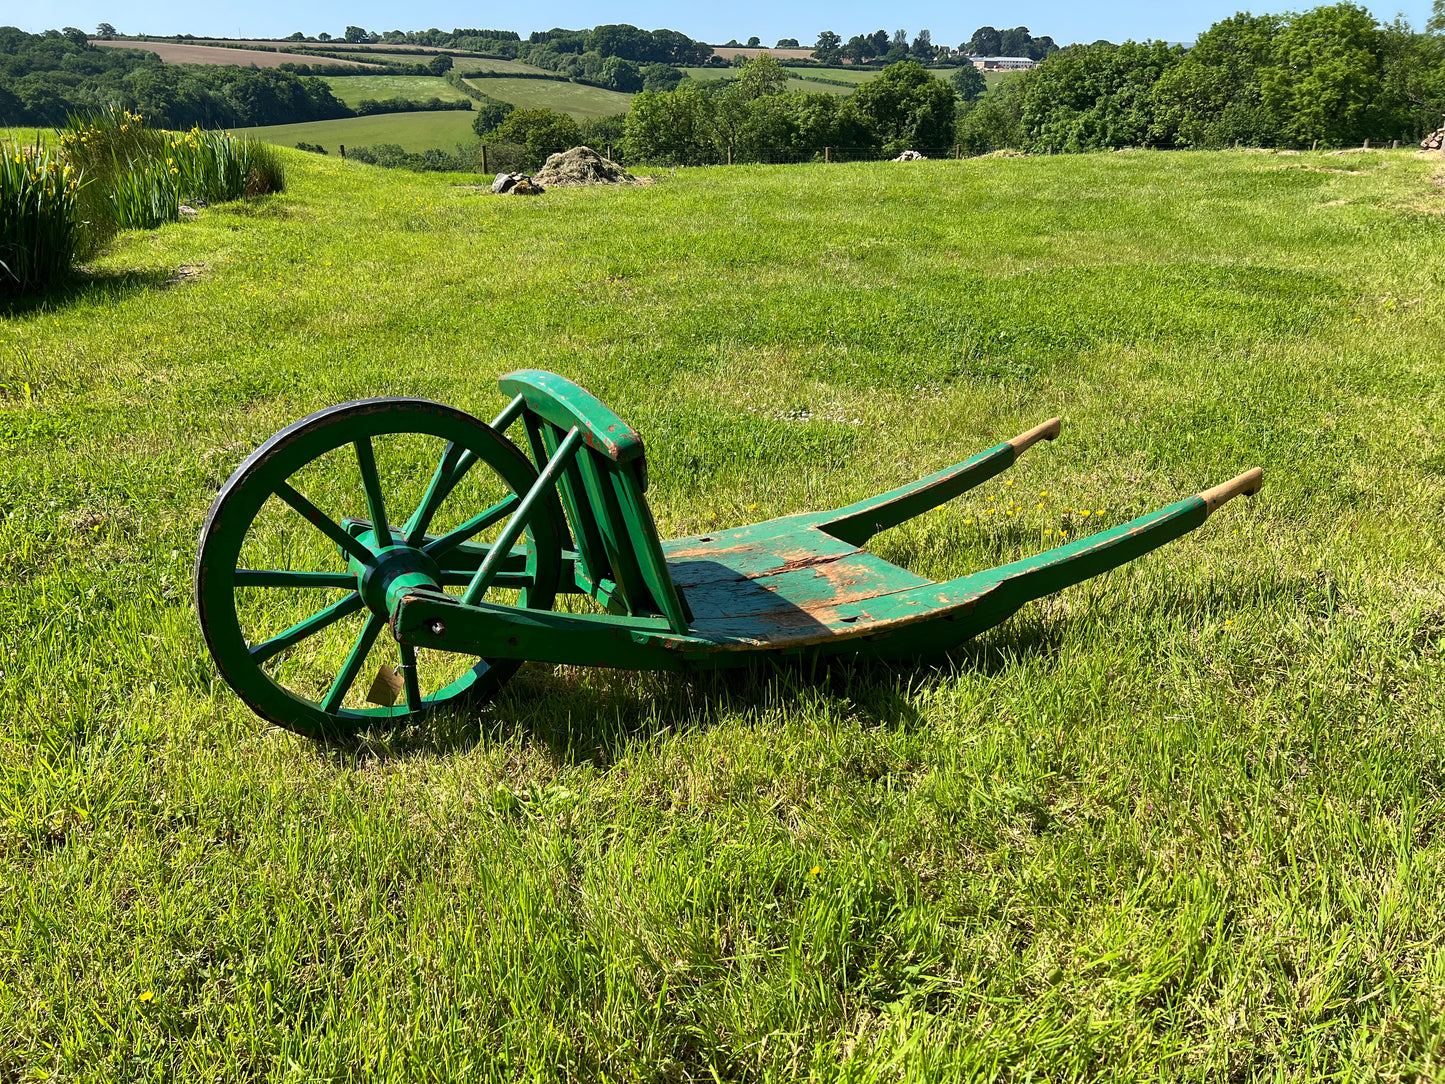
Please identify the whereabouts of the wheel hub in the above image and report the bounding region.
[350,531,443,619]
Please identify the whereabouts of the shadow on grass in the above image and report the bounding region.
[327,613,1070,768]
[0,266,180,316]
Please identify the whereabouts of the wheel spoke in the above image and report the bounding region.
[274,481,377,569]
[354,437,391,550]
[321,614,383,714]
[421,494,520,558]
[404,442,472,547]
[234,569,358,589]
[398,643,423,713]
[463,427,581,606]
[250,593,364,664]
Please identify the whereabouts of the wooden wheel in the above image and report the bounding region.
[195,398,562,738]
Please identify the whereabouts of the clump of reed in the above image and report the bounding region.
[4,107,288,296]
[60,106,284,231]
[0,138,89,298]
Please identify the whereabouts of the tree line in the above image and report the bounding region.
[809,27,1059,65]
[956,2,1444,153]
[0,28,472,128]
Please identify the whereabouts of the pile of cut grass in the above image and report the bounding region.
[1,147,1442,1080]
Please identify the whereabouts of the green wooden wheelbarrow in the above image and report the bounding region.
[195,369,1263,737]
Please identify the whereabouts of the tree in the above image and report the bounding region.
[642,63,684,92]
[847,59,957,153]
[317,32,332,42]
[813,31,842,63]
[736,53,790,98]
[427,53,453,75]
[1431,0,1444,33]
[95,22,117,38]
[343,26,370,43]
[587,23,652,61]
[624,85,717,164]
[601,56,643,92]
[911,30,933,58]
[776,38,800,48]
[999,27,1034,56]
[965,27,1002,56]
[747,36,761,48]
[1149,13,1283,147]
[472,99,513,136]
[285,31,305,41]
[952,63,987,101]
[1260,3,1389,146]
[484,106,581,168]
[1019,40,1179,151]
[61,27,88,46]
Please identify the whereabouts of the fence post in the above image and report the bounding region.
[1363,138,1370,149]
[727,144,733,166]
[480,144,487,173]
[1311,139,1318,151]
[825,146,831,163]
[339,144,345,160]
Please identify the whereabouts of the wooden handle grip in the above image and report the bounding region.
[1007,417,1062,455]
[1199,467,1264,516]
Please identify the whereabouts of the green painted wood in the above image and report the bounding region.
[529,410,611,599]
[391,492,1220,670]
[394,592,687,671]
[195,398,562,738]
[815,442,1014,546]
[497,369,645,465]
[462,426,582,605]
[610,464,691,631]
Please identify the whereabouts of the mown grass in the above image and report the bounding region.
[2,147,1444,1080]
[461,76,636,119]
[322,75,473,107]
[231,110,477,154]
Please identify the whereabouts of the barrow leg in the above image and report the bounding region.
[950,468,1264,633]
[817,417,1062,546]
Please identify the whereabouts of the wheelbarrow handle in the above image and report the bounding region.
[1006,416,1062,454]
[1199,467,1264,516]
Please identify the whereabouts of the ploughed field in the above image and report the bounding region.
[2,149,1443,1080]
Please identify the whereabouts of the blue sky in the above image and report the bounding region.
[11,0,1437,48]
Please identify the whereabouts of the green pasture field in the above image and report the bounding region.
[446,57,553,76]
[461,76,635,118]
[230,110,476,153]
[322,75,471,106]
[3,147,1444,1080]
[681,66,1013,94]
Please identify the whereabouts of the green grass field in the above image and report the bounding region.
[682,66,1017,95]
[3,147,1444,1080]
[461,76,635,118]
[322,75,472,106]
[231,110,477,153]
[447,57,553,76]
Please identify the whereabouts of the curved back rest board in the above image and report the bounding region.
[498,370,689,633]
[499,369,646,470]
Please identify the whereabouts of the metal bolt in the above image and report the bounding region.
[429,620,446,636]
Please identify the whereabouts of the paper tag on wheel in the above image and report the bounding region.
[366,664,404,706]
